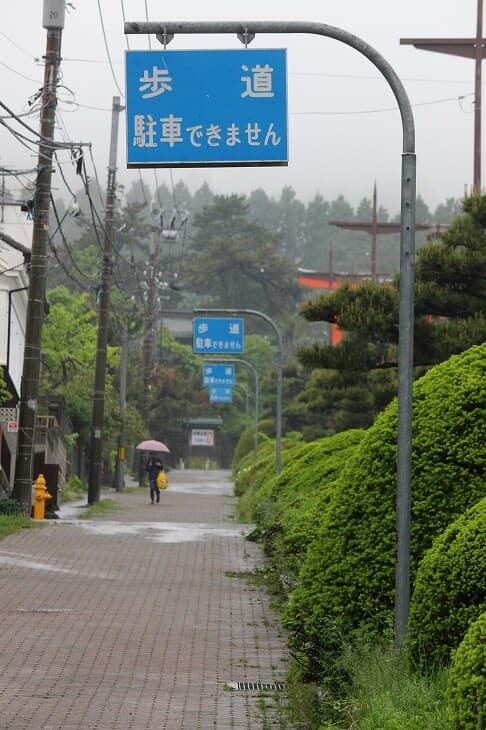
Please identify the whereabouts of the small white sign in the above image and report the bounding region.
[191,429,214,446]
[7,421,18,433]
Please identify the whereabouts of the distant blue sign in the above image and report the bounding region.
[125,49,288,167]
[193,318,244,354]
[209,387,233,403]
[203,364,235,387]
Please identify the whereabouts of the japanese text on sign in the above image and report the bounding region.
[209,387,233,403]
[191,429,214,446]
[203,364,235,387]
[125,49,288,167]
[193,318,244,354]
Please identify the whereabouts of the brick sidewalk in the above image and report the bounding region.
[0,470,288,729]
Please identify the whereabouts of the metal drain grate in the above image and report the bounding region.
[227,681,285,692]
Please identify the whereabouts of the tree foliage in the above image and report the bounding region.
[182,194,302,318]
[299,194,486,374]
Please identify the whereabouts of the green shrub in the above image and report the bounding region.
[284,344,486,683]
[446,612,485,729]
[408,496,486,670]
[60,475,86,502]
[259,431,363,597]
[0,497,24,515]
[232,425,259,470]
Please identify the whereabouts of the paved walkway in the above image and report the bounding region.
[0,470,288,729]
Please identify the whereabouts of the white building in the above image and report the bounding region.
[0,198,31,488]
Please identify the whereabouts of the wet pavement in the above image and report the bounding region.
[0,470,288,729]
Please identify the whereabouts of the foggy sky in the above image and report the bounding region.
[0,1,480,216]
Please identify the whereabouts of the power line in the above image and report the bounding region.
[0,59,42,84]
[0,98,83,148]
[291,93,472,116]
[50,194,97,281]
[97,0,125,98]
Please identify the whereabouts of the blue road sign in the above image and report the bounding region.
[209,387,233,403]
[193,318,244,354]
[203,364,235,387]
[125,49,287,167]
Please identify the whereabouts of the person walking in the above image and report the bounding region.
[146,455,163,504]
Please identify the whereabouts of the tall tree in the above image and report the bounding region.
[299,194,486,374]
[296,195,486,431]
[183,194,302,319]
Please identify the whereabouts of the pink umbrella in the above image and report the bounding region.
[136,439,170,453]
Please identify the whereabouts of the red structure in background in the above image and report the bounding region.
[298,269,376,345]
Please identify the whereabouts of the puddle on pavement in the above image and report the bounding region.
[65,520,251,543]
[0,550,76,573]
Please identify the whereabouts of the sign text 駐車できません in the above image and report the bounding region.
[202,363,235,387]
[193,318,244,354]
[125,49,288,167]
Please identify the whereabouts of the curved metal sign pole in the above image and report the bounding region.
[204,357,260,461]
[125,19,416,647]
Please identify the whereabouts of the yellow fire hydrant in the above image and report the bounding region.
[33,474,52,520]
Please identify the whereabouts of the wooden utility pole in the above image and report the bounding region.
[114,324,128,492]
[12,1,65,511]
[87,97,123,504]
[329,184,432,281]
[401,0,486,192]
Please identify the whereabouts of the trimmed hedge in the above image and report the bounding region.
[284,344,486,682]
[446,612,486,729]
[407,496,486,670]
[232,426,270,471]
[255,430,363,596]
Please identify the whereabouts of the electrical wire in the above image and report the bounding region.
[50,194,97,281]
[291,93,473,116]
[143,0,152,50]
[0,98,84,149]
[88,146,105,211]
[0,59,41,84]
[77,159,150,315]
[46,236,89,290]
[97,0,125,98]
[0,262,26,275]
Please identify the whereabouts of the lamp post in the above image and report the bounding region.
[204,356,260,461]
[128,17,417,647]
[194,308,282,473]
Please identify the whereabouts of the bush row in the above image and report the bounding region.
[233,342,486,726]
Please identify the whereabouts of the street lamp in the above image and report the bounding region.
[194,308,282,473]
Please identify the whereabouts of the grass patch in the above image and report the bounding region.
[343,644,447,730]
[225,569,256,579]
[283,642,448,729]
[79,499,120,519]
[0,514,36,540]
[60,475,86,503]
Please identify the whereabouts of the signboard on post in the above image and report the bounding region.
[202,364,235,387]
[193,318,244,354]
[191,429,214,446]
[209,387,233,403]
[125,49,288,167]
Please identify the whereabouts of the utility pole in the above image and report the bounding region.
[401,0,486,192]
[142,253,157,429]
[329,183,432,281]
[114,324,128,492]
[87,96,123,504]
[138,236,158,486]
[12,0,65,511]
